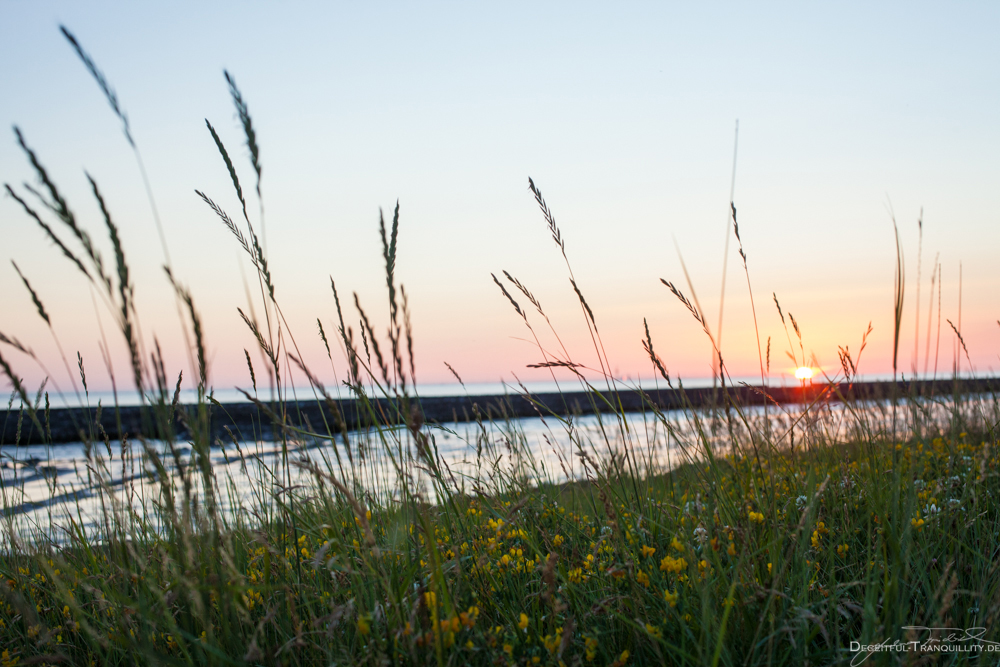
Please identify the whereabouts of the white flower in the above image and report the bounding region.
[693,526,708,544]
[795,496,808,510]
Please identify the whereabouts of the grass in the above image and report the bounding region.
[1,27,1000,667]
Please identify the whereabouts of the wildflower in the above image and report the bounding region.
[664,589,678,607]
[836,544,849,557]
[568,567,582,583]
[543,627,564,653]
[670,536,684,552]
[460,606,479,628]
[693,526,708,544]
[660,554,687,574]
[748,510,764,523]
[640,545,656,558]
[357,615,371,636]
[503,643,514,656]
[646,623,662,639]
[553,534,565,547]
[584,636,599,661]
[795,495,808,509]
[767,563,772,576]
[727,541,736,556]
[518,612,529,631]
[636,570,650,587]
[911,515,925,531]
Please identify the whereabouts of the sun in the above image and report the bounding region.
[795,366,814,380]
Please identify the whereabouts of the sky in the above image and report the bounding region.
[1,2,999,402]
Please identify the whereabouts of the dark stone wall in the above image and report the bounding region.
[1,377,995,445]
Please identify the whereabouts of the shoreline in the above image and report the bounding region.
[2,376,996,445]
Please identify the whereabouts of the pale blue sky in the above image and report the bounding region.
[2,2,998,396]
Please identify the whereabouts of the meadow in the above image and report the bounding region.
[1,29,999,666]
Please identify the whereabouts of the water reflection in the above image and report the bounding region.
[1,394,992,543]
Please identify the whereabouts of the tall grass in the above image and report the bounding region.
[1,28,999,667]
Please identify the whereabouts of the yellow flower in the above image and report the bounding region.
[660,554,687,574]
[553,534,565,547]
[767,562,772,575]
[543,628,564,653]
[664,589,678,607]
[357,616,370,636]
[518,612,529,631]
[727,541,736,556]
[645,623,662,639]
[568,567,582,583]
[748,510,764,523]
[584,636,599,661]
[636,571,650,587]
[836,544,849,557]
[460,606,479,628]
[503,643,514,656]
[810,528,823,548]
[640,545,656,558]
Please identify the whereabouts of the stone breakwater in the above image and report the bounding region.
[1,377,996,445]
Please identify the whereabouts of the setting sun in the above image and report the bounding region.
[795,366,814,380]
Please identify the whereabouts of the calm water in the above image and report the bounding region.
[0,392,987,542]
